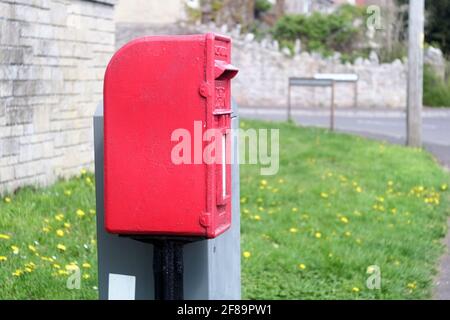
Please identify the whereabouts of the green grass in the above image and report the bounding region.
[0,173,97,299]
[0,120,449,299]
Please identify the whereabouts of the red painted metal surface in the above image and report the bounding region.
[103,33,238,239]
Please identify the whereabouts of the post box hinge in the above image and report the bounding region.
[199,212,212,227]
[199,82,212,98]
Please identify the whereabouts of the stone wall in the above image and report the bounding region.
[115,0,186,24]
[229,33,407,109]
[0,0,116,193]
[117,22,408,110]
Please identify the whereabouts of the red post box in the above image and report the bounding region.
[103,34,238,239]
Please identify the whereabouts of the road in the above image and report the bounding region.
[240,107,450,169]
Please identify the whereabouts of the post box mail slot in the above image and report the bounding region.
[103,33,238,239]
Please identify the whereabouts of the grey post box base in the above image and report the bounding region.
[93,102,241,300]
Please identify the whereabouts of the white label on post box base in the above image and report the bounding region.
[108,273,136,300]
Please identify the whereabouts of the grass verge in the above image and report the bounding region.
[0,120,449,299]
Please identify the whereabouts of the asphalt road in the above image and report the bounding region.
[240,107,450,169]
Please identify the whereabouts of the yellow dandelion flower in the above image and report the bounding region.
[441,184,448,191]
[278,178,285,184]
[83,274,91,279]
[64,190,72,196]
[4,197,11,203]
[57,244,66,251]
[291,207,298,212]
[82,262,91,269]
[64,223,71,229]
[12,269,23,277]
[356,238,362,244]
[352,287,360,293]
[260,180,268,186]
[28,245,37,252]
[55,213,64,221]
[76,209,86,218]
[24,267,33,273]
[355,187,362,193]
[56,229,65,237]
[0,233,11,240]
[86,177,92,184]
[344,231,352,237]
[353,210,362,217]
[243,251,251,258]
[320,192,329,199]
[340,217,349,224]
[58,270,69,276]
[89,209,96,215]
[298,263,306,270]
[53,264,61,269]
[407,282,417,290]
[315,232,322,239]
[289,228,298,233]
[11,245,19,254]
[80,168,87,175]
[253,215,261,221]
[65,264,78,271]
[0,256,7,262]
[42,226,51,233]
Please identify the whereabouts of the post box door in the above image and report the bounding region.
[104,34,237,239]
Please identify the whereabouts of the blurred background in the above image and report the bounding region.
[1,0,449,194]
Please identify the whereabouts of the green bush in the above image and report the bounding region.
[423,64,450,107]
[271,4,366,57]
[255,0,272,15]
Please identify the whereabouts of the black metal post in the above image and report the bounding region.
[153,240,184,300]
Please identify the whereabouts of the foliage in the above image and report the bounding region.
[271,4,367,57]
[425,0,450,57]
[255,0,272,16]
[396,0,450,57]
[378,42,407,64]
[423,64,450,107]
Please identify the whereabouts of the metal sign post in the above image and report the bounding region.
[287,73,358,130]
[93,101,241,300]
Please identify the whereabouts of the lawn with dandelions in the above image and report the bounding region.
[0,120,449,299]
[0,171,97,299]
[239,120,450,299]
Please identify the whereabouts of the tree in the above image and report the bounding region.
[397,0,450,56]
[275,0,285,19]
[200,0,255,27]
[425,0,450,56]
